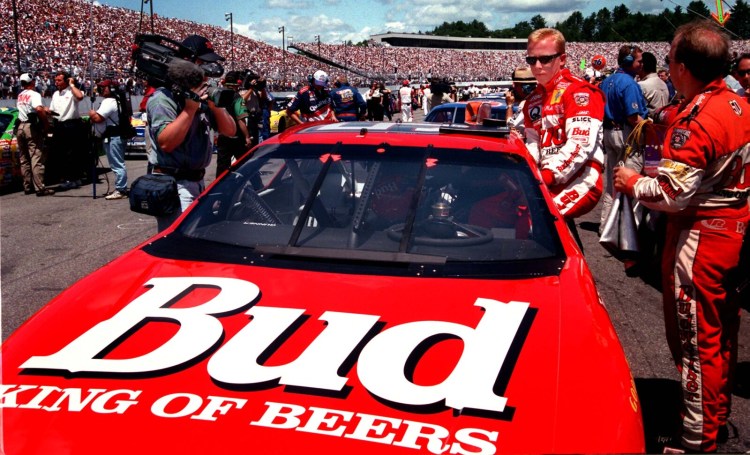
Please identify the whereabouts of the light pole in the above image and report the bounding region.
[224,12,234,70]
[278,26,285,82]
[315,35,320,55]
[343,40,347,77]
[10,0,21,73]
[139,0,154,34]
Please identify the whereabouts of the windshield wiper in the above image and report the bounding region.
[287,143,341,246]
[398,145,432,253]
[254,244,447,265]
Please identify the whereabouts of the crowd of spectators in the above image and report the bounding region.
[1,0,749,98]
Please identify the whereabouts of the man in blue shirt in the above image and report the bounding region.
[330,75,366,122]
[598,44,649,233]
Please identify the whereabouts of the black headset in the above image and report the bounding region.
[621,46,636,67]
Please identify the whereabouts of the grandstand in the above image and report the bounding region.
[1,0,748,95]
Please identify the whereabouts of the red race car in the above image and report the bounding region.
[1,121,644,454]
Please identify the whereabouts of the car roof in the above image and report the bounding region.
[274,121,525,156]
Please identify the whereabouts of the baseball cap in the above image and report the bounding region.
[512,67,535,83]
[182,35,225,62]
[312,70,328,87]
[19,73,33,84]
[402,80,410,86]
[97,79,113,88]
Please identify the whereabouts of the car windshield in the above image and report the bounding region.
[168,142,564,277]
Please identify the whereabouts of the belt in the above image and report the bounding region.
[154,167,205,181]
[603,118,623,130]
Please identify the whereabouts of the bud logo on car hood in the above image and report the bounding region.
[22,276,531,416]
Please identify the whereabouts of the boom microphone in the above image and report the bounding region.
[167,58,205,90]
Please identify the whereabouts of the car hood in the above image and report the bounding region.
[1,248,643,454]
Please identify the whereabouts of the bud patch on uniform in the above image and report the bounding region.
[573,92,590,106]
[729,99,742,116]
[670,128,691,149]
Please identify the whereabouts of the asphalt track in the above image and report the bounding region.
[2,110,749,453]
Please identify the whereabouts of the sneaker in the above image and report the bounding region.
[36,188,55,197]
[104,189,128,200]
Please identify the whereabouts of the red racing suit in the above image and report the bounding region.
[622,80,750,452]
[523,68,605,219]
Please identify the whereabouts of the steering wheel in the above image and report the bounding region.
[386,218,493,246]
[227,185,282,224]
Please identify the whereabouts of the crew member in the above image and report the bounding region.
[598,45,648,230]
[286,70,337,124]
[216,70,251,177]
[49,71,85,189]
[16,73,53,196]
[398,80,413,122]
[330,75,366,122]
[614,20,750,453]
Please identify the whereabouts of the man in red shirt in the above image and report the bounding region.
[615,20,750,453]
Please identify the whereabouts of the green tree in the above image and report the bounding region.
[530,14,547,30]
[556,11,584,42]
[512,21,533,39]
[685,1,711,20]
[613,4,630,23]
[593,8,614,41]
[581,13,597,41]
[726,0,750,39]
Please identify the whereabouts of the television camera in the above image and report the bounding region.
[131,34,234,109]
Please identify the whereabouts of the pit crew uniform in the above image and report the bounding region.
[620,80,750,453]
[16,85,50,194]
[330,82,366,122]
[523,68,605,220]
[286,86,335,123]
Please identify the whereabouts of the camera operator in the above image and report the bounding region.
[215,70,251,177]
[146,34,236,232]
[89,79,128,200]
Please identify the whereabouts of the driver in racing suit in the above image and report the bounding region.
[522,28,605,246]
[615,20,750,453]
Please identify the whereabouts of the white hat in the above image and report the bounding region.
[312,70,328,87]
[19,73,33,84]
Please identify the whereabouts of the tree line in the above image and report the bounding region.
[428,1,750,41]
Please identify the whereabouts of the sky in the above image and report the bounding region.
[97,0,719,46]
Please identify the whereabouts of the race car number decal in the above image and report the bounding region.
[21,277,532,416]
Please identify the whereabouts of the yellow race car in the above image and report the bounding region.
[269,96,296,134]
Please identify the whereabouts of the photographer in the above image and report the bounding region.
[89,79,128,200]
[145,34,236,232]
[215,70,251,177]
